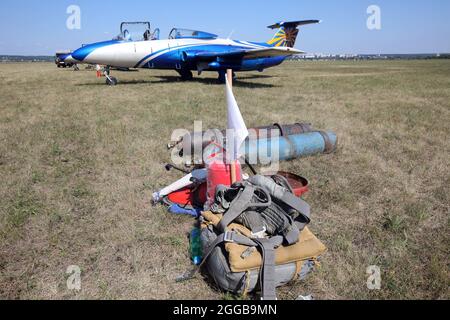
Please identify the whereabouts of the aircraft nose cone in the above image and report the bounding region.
[63,55,76,63]
[71,40,119,62]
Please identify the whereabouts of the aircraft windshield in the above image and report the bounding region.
[168,28,218,40]
[114,22,159,41]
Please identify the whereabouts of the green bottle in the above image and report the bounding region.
[190,227,203,265]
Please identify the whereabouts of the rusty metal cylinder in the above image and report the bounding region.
[177,123,314,157]
[201,130,338,165]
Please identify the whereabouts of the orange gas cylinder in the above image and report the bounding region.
[206,160,242,209]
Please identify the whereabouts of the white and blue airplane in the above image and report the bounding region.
[66,20,320,85]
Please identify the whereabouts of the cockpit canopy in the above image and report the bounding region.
[112,23,217,42]
[114,21,160,41]
[168,28,218,40]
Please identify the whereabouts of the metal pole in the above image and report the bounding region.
[227,69,237,184]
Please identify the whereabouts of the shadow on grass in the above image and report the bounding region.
[76,74,279,88]
[149,76,279,88]
[199,272,250,301]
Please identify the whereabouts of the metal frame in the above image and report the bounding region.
[120,21,151,34]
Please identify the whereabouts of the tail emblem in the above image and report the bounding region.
[267,27,299,48]
[284,27,299,48]
[267,29,287,47]
[267,20,320,48]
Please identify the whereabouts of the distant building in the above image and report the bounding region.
[288,53,450,61]
[290,53,358,60]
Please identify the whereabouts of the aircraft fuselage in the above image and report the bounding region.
[71,38,286,73]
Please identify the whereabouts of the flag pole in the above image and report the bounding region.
[227,69,237,184]
[227,69,233,88]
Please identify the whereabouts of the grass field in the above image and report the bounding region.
[0,60,449,300]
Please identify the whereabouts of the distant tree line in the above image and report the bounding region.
[0,56,54,62]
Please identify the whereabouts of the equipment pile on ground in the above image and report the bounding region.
[153,120,336,299]
[199,174,327,299]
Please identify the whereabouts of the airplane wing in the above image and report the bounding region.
[188,47,304,61]
[236,47,304,59]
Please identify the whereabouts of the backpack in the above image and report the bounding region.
[198,175,327,300]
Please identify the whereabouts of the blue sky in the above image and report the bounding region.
[0,0,449,55]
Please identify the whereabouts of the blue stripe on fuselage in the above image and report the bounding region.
[140,44,287,71]
[135,43,259,68]
[134,44,204,68]
[72,40,121,62]
[57,53,70,61]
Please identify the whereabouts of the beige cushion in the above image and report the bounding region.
[201,211,327,273]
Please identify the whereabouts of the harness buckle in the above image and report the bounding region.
[223,231,234,243]
[251,226,267,239]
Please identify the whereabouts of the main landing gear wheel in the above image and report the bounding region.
[177,70,193,81]
[218,71,236,84]
[106,76,118,86]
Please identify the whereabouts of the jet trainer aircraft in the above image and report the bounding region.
[65,20,320,85]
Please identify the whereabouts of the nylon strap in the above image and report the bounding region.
[279,192,311,224]
[248,175,311,235]
[269,175,305,244]
[254,238,277,300]
[283,223,300,245]
[217,185,256,233]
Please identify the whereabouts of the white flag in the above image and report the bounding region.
[226,77,249,161]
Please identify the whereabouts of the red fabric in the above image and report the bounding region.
[166,183,207,207]
[293,186,309,197]
[166,171,308,207]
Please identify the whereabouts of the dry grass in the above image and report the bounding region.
[0,60,449,300]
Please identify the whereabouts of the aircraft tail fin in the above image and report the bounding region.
[266,20,320,48]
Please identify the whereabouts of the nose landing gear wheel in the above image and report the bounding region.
[103,67,117,86]
[106,76,118,86]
